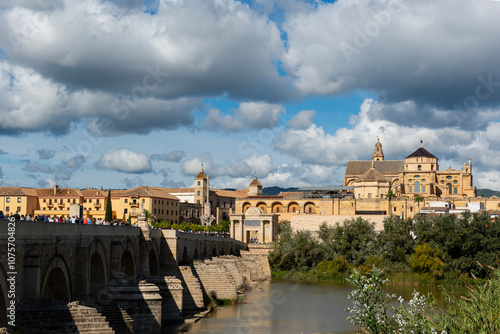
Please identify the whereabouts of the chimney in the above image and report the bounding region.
[54,185,59,195]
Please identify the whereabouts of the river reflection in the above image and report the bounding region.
[184,279,454,334]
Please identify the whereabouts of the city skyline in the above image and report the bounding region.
[1,0,500,191]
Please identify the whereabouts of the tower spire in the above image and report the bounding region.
[373,138,384,161]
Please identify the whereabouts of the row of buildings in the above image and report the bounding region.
[0,141,495,229]
[0,165,256,224]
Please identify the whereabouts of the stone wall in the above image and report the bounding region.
[291,214,387,232]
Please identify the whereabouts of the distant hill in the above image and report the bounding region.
[263,186,299,196]
[476,188,500,198]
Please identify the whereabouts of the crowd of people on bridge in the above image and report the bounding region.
[0,210,233,237]
[0,210,132,226]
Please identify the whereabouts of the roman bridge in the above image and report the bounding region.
[0,220,267,333]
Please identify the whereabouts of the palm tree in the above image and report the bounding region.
[414,195,424,214]
[385,189,396,215]
[143,209,156,226]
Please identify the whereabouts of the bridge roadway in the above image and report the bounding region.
[0,220,250,332]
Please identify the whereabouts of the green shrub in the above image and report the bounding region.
[316,256,351,279]
[408,242,446,279]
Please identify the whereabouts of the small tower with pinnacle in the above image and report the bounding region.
[373,137,384,161]
[194,164,208,205]
[248,172,263,196]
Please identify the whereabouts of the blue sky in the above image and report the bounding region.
[1,0,500,191]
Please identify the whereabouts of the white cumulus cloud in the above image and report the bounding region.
[97,148,152,173]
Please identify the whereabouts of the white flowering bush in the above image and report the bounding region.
[347,268,447,334]
[346,267,392,334]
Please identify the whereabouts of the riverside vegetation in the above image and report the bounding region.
[269,212,500,285]
[346,266,500,333]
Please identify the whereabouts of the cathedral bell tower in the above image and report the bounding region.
[194,164,208,206]
[373,137,384,161]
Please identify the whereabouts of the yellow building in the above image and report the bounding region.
[111,186,180,224]
[0,187,38,216]
[0,185,181,224]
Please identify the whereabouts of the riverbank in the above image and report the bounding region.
[272,267,483,287]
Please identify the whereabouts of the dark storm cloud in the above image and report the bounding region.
[284,0,500,110]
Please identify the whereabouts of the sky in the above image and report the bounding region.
[1,0,500,191]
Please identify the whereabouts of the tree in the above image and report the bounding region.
[385,189,396,215]
[104,189,112,222]
[408,242,446,279]
[143,209,156,226]
[385,189,396,200]
[331,217,377,265]
[378,216,415,263]
[413,195,424,213]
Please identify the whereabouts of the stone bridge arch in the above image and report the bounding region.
[0,264,8,328]
[119,239,137,280]
[120,250,135,279]
[88,239,109,294]
[41,254,72,302]
[149,249,158,276]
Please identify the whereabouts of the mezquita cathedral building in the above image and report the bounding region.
[344,139,476,199]
[233,140,487,231]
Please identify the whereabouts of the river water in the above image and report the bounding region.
[182,279,451,334]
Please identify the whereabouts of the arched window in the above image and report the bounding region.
[418,165,422,171]
[414,181,420,193]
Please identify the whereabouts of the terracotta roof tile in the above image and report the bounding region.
[212,189,250,198]
[249,177,262,186]
[356,167,389,182]
[0,187,37,196]
[345,160,404,175]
